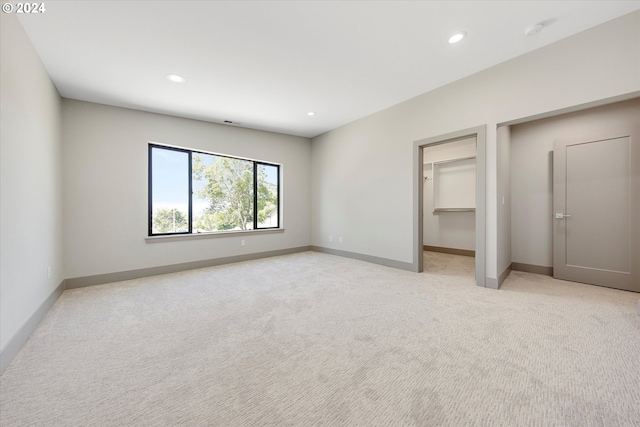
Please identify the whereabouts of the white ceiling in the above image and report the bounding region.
[17,1,640,138]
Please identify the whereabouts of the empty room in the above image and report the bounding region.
[1,1,639,425]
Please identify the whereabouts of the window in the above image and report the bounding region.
[149,144,280,236]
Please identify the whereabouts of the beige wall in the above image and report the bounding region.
[510,98,640,268]
[0,14,64,351]
[62,100,312,279]
[311,11,640,279]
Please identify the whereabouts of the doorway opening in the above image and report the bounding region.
[413,126,486,287]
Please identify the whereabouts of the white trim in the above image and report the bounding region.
[146,227,284,243]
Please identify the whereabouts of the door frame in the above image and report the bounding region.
[413,125,486,287]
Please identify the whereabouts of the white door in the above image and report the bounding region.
[553,129,639,292]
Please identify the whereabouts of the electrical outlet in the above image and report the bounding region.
[47,266,51,279]
[329,235,333,242]
[241,239,246,246]
[339,236,343,243]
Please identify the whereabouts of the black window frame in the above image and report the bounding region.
[148,143,280,236]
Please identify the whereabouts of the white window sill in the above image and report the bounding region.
[145,228,284,243]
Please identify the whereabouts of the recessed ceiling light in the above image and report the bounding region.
[307,111,316,116]
[448,31,467,44]
[524,23,545,36]
[166,74,186,83]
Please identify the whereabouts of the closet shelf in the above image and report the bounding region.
[433,208,476,213]
[430,156,476,213]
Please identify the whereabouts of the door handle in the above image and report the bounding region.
[555,213,571,219]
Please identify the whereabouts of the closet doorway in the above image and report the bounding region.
[423,137,476,253]
[413,126,486,287]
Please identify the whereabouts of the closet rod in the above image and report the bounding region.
[432,155,476,166]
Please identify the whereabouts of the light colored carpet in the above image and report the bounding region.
[1,251,639,426]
